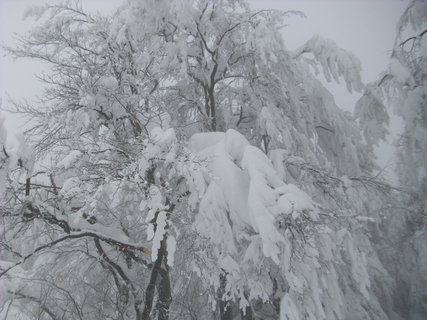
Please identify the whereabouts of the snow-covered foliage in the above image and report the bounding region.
[293,34,364,93]
[1,1,423,320]
[187,129,387,319]
[378,0,427,196]
[354,84,389,150]
[372,1,427,318]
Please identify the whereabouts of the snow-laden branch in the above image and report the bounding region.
[0,231,151,279]
[292,35,363,92]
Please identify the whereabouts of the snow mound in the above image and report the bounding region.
[190,129,314,264]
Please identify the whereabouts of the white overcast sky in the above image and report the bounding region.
[0,0,409,182]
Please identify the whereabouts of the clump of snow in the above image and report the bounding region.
[151,211,167,262]
[59,177,81,198]
[150,127,177,150]
[188,131,225,153]
[197,182,236,253]
[241,145,285,263]
[190,129,315,264]
[219,255,240,279]
[166,235,176,267]
[57,150,82,169]
[223,129,249,164]
[67,214,132,245]
[138,127,178,174]
[268,149,289,181]
[98,76,118,90]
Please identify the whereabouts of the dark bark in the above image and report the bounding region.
[141,236,168,320]
[219,300,233,320]
[218,273,233,320]
[94,239,132,301]
[156,266,172,320]
[208,52,218,131]
[0,231,150,278]
[240,306,254,320]
[25,177,31,196]
[209,86,217,131]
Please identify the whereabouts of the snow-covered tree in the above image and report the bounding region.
[364,1,427,318]
[0,1,419,320]
[382,0,427,197]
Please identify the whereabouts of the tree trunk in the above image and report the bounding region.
[209,88,216,131]
[141,237,168,320]
[156,266,172,320]
[219,301,233,320]
[218,273,233,320]
[240,305,254,320]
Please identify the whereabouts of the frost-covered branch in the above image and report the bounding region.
[293,35,363,92]
[398,28,427,48]
[0,231,151,278]
[10,291,60,320]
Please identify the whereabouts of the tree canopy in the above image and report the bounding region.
[0,1,426,320]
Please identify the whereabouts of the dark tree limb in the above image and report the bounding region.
[0,231,150,278]
[218,273,233,320]
[399,28,427,48]
[141,236,168,320]
[156,265,172,320]
[240,306,254,320]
